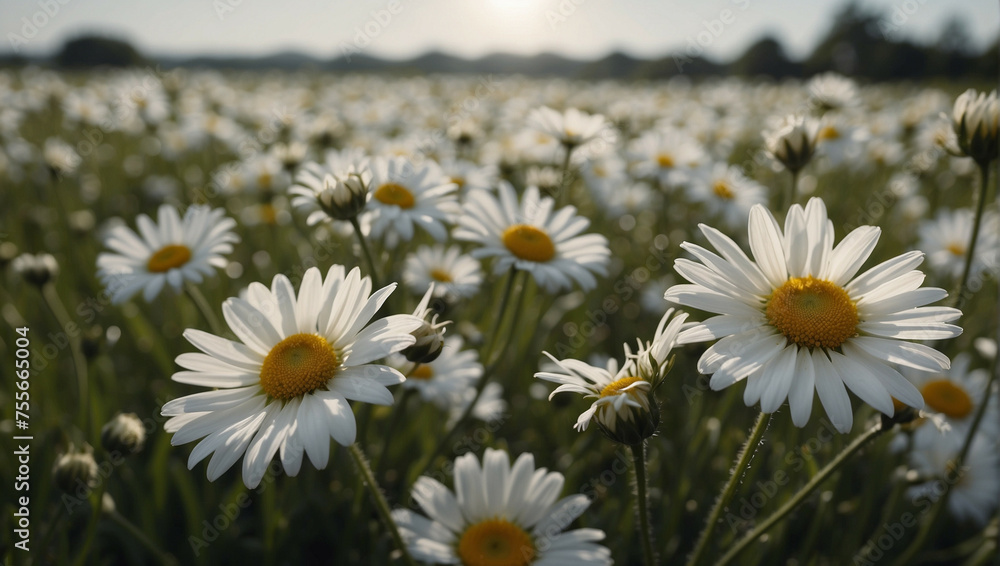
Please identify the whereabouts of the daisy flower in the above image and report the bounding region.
[96,204,239,304]
[392,448,611,566]
[454,182,610,293]
[901,353,997,437]
[764,114,819,174]
[290,155,371,224]
[808,72,859,113]
[448,382,507,426]
[917,208,999,281]
[535,309,687,439]
[906,425,1000,526]
[366,156,460,247]
[526,105,609,150]
[686,163,766,228]
[161,266,422,488]
[628,128,706,188]
[403,244,483,300]
[665,197,962,433]
[393,335,483,408]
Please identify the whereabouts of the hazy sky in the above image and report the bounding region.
[3,0,997,60]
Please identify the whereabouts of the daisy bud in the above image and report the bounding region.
[403,284,449,364]
[101,412,147,457]
[52,446,98,494]
[317,173,368,221]
[595,384,660,446]
[12,252,59,287]
[952,89,999,166]
[764,114,819,174]
[43,137,81,177]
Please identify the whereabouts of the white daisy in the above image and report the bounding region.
[366,156,460,247]
[686,163,767,228]
[808,72,859,113]
[665,197,962,433]
[526,106,609,150]
[907,425,1000,526]
[393,335,483,408]
[902,353,997,437]
[403,244,484,300]
[448,382,508,425]
[454,182,610,293]
[160,266,422,488]
[628,128,706,188]
[96,204,239,304]
[392,448,612,566]
[917,208,999,281]
[535,308,687,434]
[290,153,371,225]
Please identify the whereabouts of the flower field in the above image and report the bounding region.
[0,68,997,565]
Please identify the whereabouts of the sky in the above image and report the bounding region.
[2,0,997,61]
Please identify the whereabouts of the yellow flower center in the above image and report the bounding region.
[600,376,645,398]
[259,333,339,400]
[409,364,435,380]
[430,268,453,283]
[656,153,675,168]
[766,276,858,349]
[260,203,277,225]
[457,519,535,566]
[502,225,556,263]
[450,176,466,189]
[374,183,416,209]
[592,165,607,178]
[946,243,965,257]
[257,172,273,189]
[920,379,973,419]
[819,126,841,140]
[146,244,192,273]
[713,181,735,200]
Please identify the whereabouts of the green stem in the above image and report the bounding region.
[71,483,106,566]
[953,162,992,311]
[184,283,224,336]
[686,411,769,566]
[405,270,524,491]
[350,216,381,289]
[28,504,67,566]
[718,421,886,566]
[375,387,415,476]
[108,510,178,566]
[41,282,90,436]
[631,442,656,566]
[782,169,799,211]
[349,443,417,566]
[557,143,575,206]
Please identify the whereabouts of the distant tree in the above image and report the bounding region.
[730,36,801,78]
[55,36,144,68]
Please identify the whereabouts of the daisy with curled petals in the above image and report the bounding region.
[366,155,460,247]
[454,182,610,293]
[160,266,422,488]
[665,197,962,433]
[392,448,611,566]
[96,204,239,304]
[535,309,687,441]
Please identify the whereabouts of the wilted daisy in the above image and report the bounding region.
[392,448,611,566]
[907,425,1000,526]
[161,266,422,488]
[526,106,609,151]
[366,156,460,246]
[665,198,962,433]
[535,309,687,443]
[96,204,239,304]
[951,88,998,165]
[764,114,819,174]
[290,156,371,224]
[403,244,483,300]
[454,182,610,293]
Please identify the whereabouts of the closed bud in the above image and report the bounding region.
[402,284,450,364]
[12,252,59,287]
[101,412,147,456]
[765,114,819,174]
[317,172,369,221]
[952,89,999,166]
[595,385,660,446]
[53,445,98,494]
